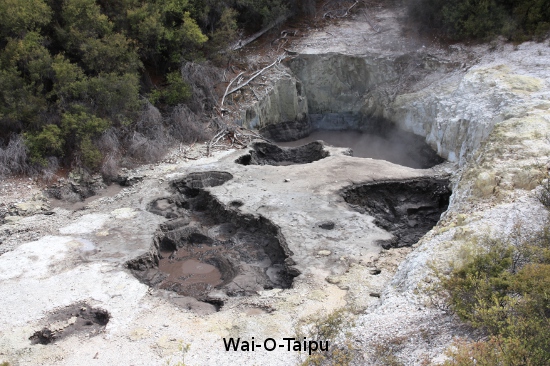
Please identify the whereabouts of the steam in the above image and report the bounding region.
[278,128,442,169]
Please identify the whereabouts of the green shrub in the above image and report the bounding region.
[440,223,550,365]
[25,124,64,165]
[79,136,103,169]
[149,71,191,106]
[295,308,359,366]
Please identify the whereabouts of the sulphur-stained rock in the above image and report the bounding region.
[474,171,497,197]
[13,201,50,216]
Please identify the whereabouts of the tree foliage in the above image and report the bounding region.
[407,0,550,41]
[0,0,304,172]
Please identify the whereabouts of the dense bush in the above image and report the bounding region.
[0,0,307,174]
[407,0,550,41]
[439,224,550,365]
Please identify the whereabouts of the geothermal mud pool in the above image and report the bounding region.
[1,4,548,365]
[235,141,329,166]
[343,178,451,248]
[127,142,450,309]
[29,303,110,345]
[128,171,297,309]
[277,129,444,169]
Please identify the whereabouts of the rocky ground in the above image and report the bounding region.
[1,3,550,366]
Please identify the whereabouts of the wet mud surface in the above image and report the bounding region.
[48,183,123,211]
[29,303,110,345]
[235,141,329,166]
[128,171,298,309]
[343,178,451,248]
[259,119,312,142]
[278,129,444,169]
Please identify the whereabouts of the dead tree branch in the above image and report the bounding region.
[207,128,227,157]
[220,71,244,107]
[363,9,381,33]
[323,1,359,18]
[225,56,282,99]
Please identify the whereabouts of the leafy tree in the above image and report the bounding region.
[0,0,309,173]
[0,32,51,132]
[0,0,52,38]
[408,0,550,41]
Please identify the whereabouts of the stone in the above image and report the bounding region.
[14,201,49,216]
[4,215,22,224]
[116,175,144,187]
[475,171,497,197]
[241,74,309,133]
[111,208,137,219]
[317,220,335,230]
[317,250,331,256]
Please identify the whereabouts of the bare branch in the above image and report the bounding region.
[221,71,245,107]
[225,56,283,99]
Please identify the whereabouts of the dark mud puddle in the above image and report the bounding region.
[278,130,443,169]
[236,141,328,166]
[30,303,110,345]
[343,177,451,248]
[127,171,298,311]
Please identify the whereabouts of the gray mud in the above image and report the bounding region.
[278,129,444,169]
[127,171,298,309]
[48,183,123,211]
[235,141,330,166]
[29,303,110,345]
[343,178,451,248]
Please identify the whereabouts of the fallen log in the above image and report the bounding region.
[228,14,290,51]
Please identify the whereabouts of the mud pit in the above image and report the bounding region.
[29,303,110,345]
[343,178,451,248]
[235,141,330,166]
[278,129,444,169]
[128,171,297,309]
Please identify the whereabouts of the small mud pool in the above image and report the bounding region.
[343,177,451,248]
[127,171,298,310]
[278,130,443,169]
[49,183,123,211]
[235,141,329,166]
[29,303,110,345]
